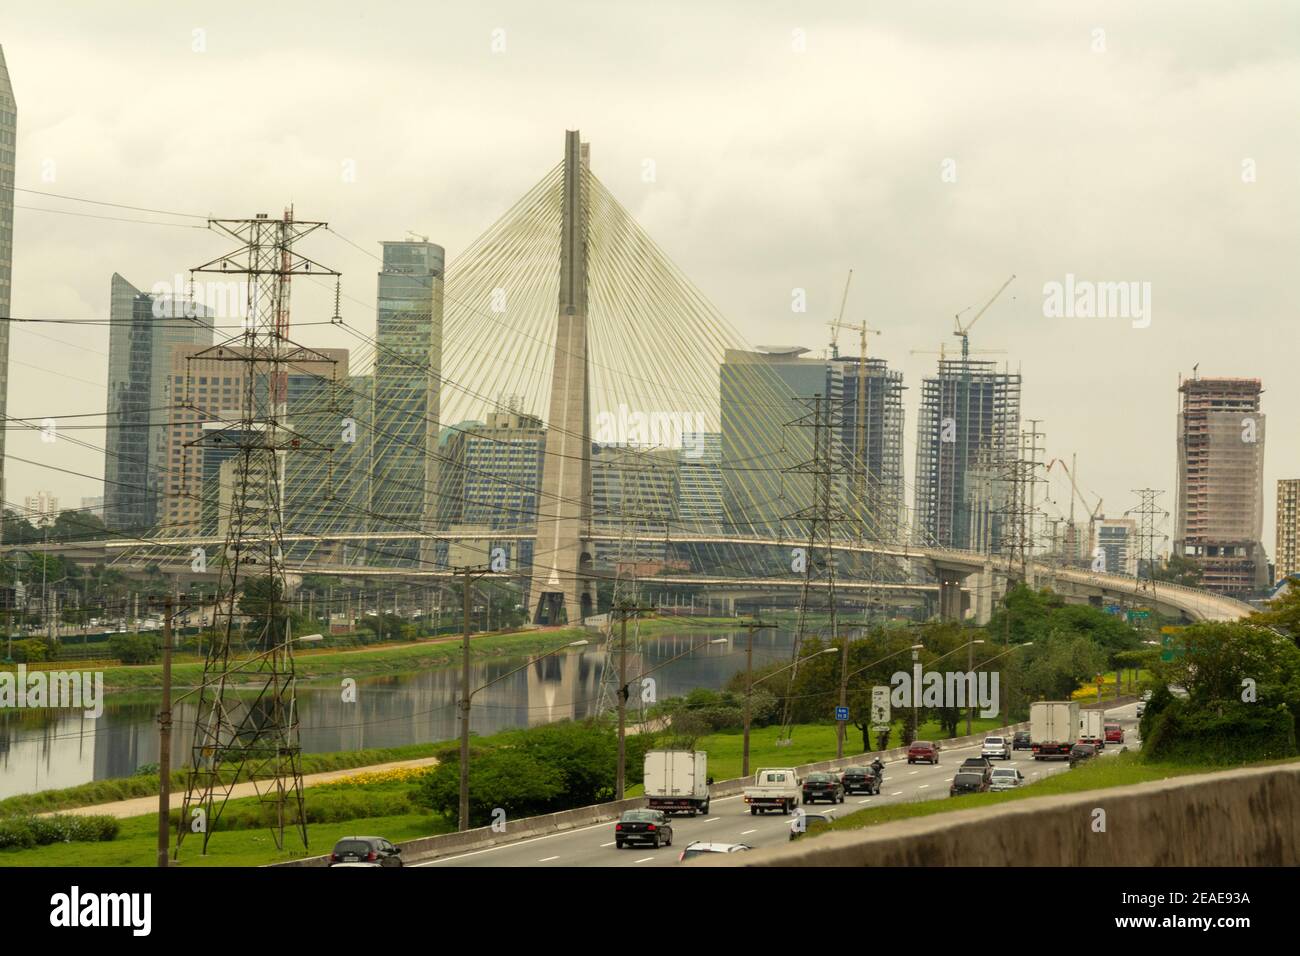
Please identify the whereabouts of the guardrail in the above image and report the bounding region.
[270,697,1134,867]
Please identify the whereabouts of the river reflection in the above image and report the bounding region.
[0,628,800,799]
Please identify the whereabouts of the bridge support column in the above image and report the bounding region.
[973,561,995,626]
[935,566,970,623]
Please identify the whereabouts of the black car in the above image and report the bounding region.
[802,772,845,805]
[329,836,403,866]
[839,766,880,795]
[1068,743,1098,768]
[959,756,994,782]
[949,771,990,797]
[1012,731,1033,750]
[615,809,673,849]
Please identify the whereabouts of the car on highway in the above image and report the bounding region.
[981,736,1011,760]
[907,741,940,764]
[678,841,752,862]
[789,808,836,840]
[1068,743,1098,768]
[1105,722,1124,743]
[989,767,1025,791]
[960,756,994,782]
[840,766,880,795]
[949,770,990,797]
[615,809,673,849]
[328,836,404,867]
[1136,701,1146,717]
[1012,730,1033,750]
[802,771,845,804]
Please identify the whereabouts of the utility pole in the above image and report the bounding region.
[457,564,493,831]
[157,596,174,868]
[613,599,653,800]
[836,621,853,759]
[739,618,777,776]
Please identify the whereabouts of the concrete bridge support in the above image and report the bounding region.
[936,567,969,622]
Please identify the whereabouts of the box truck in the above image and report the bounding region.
[644,750,710,815]
[1079,709,1106,749]
[1031,700,1080,759]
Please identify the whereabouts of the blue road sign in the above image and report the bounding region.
[835,706,850,721]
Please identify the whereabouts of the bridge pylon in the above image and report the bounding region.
[529,130,598,624]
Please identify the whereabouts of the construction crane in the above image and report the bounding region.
[953,274,1016,361]
[1047,455,1103,564]
[826,269,854,359]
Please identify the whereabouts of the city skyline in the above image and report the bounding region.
[0,6,1297,557]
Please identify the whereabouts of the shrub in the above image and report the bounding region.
[1143,698,1296,764]
[0,814,119,849]
[12,639,49,663]
[109,633,160,665]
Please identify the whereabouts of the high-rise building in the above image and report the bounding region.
[104,276,214,532]
[677,432,724,530]
[370,240,444,566]
[0,46,16,514]
[592,443,679,565]
[1174,374,1268,596]
[720,346,844,537]
[913,359,1021,550]
[1275,479,1300,584]
[1094,517,1138,576]
[834,356,905,541]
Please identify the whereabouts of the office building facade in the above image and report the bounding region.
[0,47,15,513]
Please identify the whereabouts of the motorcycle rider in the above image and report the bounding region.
[870,756,885,780]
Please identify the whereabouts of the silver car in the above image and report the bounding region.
[981,736,1012,760]
[989,768,1025,791]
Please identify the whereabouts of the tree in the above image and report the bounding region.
[415,748,566,828]
[1150,554,1203,587]
[1249,581,1300,646]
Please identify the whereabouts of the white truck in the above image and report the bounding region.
[743,768,801,815]
[643,750,711,816]
[1078,709,1106,749]
[1031,700,1080,759]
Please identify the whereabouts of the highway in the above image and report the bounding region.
[416,702,1141,868]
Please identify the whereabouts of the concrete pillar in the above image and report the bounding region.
[937,569,966,622]
[974,561,995,626]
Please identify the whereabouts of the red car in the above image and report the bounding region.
[907,741,940,765]
[1105,723,1124,743]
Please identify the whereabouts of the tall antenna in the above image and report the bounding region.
[176,210,340,856]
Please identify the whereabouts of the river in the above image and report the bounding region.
[0,627,803,799]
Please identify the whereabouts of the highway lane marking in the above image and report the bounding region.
[908,770,919,775]
[600,842,615,847]
[538,856,560,862]
[634,856,654,863]
[704,818,720,822]
[857,799,871,804]
[917,784,930,789]
[741,829,757,835]
[412,819,614,865]
[891,791,903,795]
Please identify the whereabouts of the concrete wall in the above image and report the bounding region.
[700,756,1300,867]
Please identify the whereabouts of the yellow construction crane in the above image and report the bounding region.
[953,274,1016,361]
[826,269,854,359]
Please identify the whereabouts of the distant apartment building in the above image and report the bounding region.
[720,347,844,537]
[23,491,58,525]
[914,359,1021,551]
[1174,374,1268,596]
[1094,517,1138,576]
[158,345,347,541]
[370,240,444,565]
[0,46,15,514]
[104,274,214,532]
[1277,479,1300,584]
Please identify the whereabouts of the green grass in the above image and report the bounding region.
[816,751,1300,835]
[0,811,450,867]
[695,716,1006,781]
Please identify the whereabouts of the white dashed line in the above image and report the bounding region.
[704,818,719,823]
[908,770,919,775]
[891,791,903,795]
[917,784,930,789]
[634,856,654,863]
[600,842,615,847]
[741,829,757,835]
[538,856,559,862]
[857,799,870,804]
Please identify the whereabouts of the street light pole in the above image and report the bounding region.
[836,624,851,759]
[457,565,490,833]
[738,618,776,777]
[965,638,985,735]
[614,600,653,801]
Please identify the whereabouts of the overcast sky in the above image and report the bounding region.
[3,1,1298,556]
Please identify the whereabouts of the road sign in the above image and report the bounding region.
[835,706,849,721]
[870,686,891,729]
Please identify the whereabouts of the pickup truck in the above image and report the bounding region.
[743,768,801,815]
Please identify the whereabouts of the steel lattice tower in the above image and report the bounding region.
[176,210,341,855]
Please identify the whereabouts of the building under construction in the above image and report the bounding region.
[913,358,1021,550]
[1175,374,1268,596]
[834,355,905,542]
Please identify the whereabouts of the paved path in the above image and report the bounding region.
[54,755,441,819]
